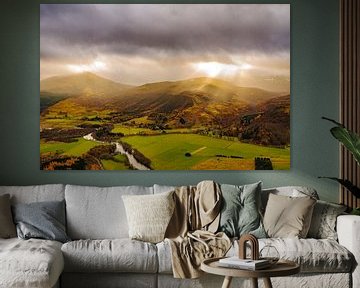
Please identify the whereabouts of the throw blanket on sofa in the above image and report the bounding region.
[165,181,231,278]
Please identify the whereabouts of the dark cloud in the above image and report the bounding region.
[40,4,290,60]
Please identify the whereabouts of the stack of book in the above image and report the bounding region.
[218,257,271,270]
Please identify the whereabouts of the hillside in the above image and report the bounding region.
[40,72,132,97]
[43,75,279,118]
[105,77,278,109]
[238,95,290,146]
[41,73,288,134]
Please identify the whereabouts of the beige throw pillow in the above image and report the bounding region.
[263,193,316,238]
[0,194,17,238]
[122,191,175,243]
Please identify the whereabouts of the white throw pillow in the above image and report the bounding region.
[122,191,175,243]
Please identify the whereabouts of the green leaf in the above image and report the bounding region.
[319,177,360,198]
[330,126,360,165]
[322,117,360,165]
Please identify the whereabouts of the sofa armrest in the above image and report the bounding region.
[337,215,360,288]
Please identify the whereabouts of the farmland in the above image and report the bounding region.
[121,134,290,170]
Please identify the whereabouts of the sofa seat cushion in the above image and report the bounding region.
[62,239,158,273]
[157,238,353,274]
[229,238,353,273]
[0,238,64,288]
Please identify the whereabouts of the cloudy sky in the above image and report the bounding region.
[40,4,290,92]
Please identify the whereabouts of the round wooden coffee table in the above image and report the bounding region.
[201,257,300,288]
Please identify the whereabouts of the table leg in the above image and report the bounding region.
[221,276,233,288]
[263,277,273,288]
[251,278,258,288]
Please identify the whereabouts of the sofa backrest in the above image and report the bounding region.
[65,184,153,240]
[0,184,65,204]
[261,186,319,212]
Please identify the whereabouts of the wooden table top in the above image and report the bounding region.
[201,257,300,278]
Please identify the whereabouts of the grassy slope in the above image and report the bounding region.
[101,154,128,170]
[121,134,290,170]
[40,138,99,156]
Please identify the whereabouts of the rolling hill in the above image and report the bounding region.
[40,72,132,111]
[41,73,280,122]
[40,72,132,97]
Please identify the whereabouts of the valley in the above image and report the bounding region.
[40,72,290,170]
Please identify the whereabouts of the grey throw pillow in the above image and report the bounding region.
[307,200,347,240]
[12,200,70,243]
[218,182,266,238]
[0,194,16,238]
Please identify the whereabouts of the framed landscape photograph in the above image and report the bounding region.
[40,4,290,170]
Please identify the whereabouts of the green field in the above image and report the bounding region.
[121,134,290,170]
[111,125,155,135]
[40,138,99,156]
[40,133,290,170]
[111,124,196,136]
[101,154,129,170]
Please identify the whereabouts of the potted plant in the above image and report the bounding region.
[320,117,360,215]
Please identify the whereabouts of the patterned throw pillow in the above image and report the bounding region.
[0,194,16,238]
[307,200,347,240]
[218,182,266,239]
[263,193,316,238]
[122,191,175,243]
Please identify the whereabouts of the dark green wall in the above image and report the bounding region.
[0,0,340,202]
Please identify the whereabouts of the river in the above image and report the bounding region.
[83,133,150,170]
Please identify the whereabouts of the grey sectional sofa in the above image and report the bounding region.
[0,184,359,288]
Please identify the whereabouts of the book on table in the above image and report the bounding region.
[218,257,271,270]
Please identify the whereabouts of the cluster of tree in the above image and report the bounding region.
[239,122,289,147]
[40,153,101,170]
[255,157,273,170]
[215,154,243,159]
[132,148,152,169]
[92,125,124,142]
[86,144,117,160]
[40,144,131,170]
[41,127,95,143]
[77,123,102,129]
[118,140,152,169]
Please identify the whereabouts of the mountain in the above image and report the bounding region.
[41,74,283,128]
[40,72,133,112]
[110,77,278,107]
[40,72,132,97]
[56,76,278,112]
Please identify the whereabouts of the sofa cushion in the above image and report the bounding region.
[61,239,158,273]
[0,238,64,288]
[65,185,153,239]
[12,200,70,243]
[0,194,16,238]
[235,238,353,273]
[261,186,319,213]
[218,182,266,238]
[157,238,353,274]
[153,184,176,194]
[263,194,316,238]
[307,200,347,240]
[0,184,65,204]
[122,191,175,243]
